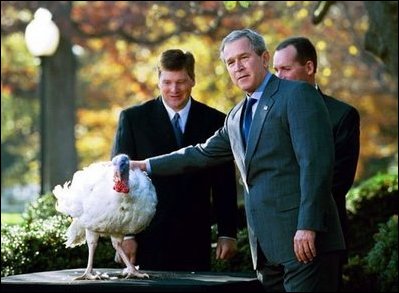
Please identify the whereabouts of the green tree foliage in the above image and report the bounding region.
[346,172,398,256]
[366,216,398,292]
[343,172,398,292]
[224,1,251,11]
[1,33,40,186]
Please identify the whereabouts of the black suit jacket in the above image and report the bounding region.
[321,90,360,245]
[111,97,238,271]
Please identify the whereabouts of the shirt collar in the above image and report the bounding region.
[162,97,191,131]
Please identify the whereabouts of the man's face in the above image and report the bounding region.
[223,37,269,95]
[273,45,313,83]
[158,69,195,111]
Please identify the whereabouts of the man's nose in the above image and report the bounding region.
[171,83,179,92]
[275,72,285,79]
[234,61,244,72]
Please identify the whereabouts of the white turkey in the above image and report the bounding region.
[53,154,157,280]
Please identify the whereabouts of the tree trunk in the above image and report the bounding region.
[40,1,77,194]
[364,1,398,78]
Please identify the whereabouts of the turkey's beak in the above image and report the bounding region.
[114,171,121,182]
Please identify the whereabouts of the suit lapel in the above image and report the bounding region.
[245,76,278,170]
[184,99,202,144]
[230,99,246,162]
[220,98,246,184]
[150,97,179,150]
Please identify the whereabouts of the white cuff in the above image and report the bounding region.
[145,159,152,174]
[218,236,237,241]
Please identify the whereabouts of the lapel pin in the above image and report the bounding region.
[263,106,268,111]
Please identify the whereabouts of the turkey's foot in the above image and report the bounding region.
[73,271,110,280]
[121,267,149,279]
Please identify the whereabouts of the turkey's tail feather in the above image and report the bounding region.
[53,182,83,218]
[65,219,86,248]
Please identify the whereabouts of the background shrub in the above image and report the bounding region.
[343,172,398,292]
[1,194,118,277]
[346,173,398,256]
[365,216,398,292]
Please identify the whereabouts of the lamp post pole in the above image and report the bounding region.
[25,6,77,195]
[39,57,47,194]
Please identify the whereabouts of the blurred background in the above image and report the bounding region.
[1,1,397,210]
[1,2,398,290]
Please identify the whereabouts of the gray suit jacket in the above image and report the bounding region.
[149,75,345,268]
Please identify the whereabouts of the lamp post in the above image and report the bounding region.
[25,6,77,196]
[25,8,60,57]
[25,8,60,195]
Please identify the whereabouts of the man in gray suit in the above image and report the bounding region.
[129,29,345,292]
[273,36,360,290]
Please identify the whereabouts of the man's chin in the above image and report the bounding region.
[236,80,252,92]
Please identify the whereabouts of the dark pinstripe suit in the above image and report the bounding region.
[320,90,360,246]
[112,97,237,271]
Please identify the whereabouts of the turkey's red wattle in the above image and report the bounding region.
[113,180,129,193]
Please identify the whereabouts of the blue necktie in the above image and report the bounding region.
[243,98,257,146]
[172,113,183,147]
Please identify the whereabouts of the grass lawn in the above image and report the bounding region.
[1,213,23,225]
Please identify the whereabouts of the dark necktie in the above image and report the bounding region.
[172,113,183,147]
[243,98,257,146]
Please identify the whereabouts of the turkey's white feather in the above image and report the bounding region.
[53,161,157,248]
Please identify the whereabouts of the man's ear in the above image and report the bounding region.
[262,51,270,68]
[305,60,316,75]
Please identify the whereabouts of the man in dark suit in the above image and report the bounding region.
[112,49,238,271]
[273,36,360,289]
[273,37,360,241]
[130,29,345,291]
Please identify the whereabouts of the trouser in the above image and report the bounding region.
[256,248,341,292]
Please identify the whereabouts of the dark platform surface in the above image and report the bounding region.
[1,268,264,292]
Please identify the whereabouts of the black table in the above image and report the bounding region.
[1,268,265,292]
